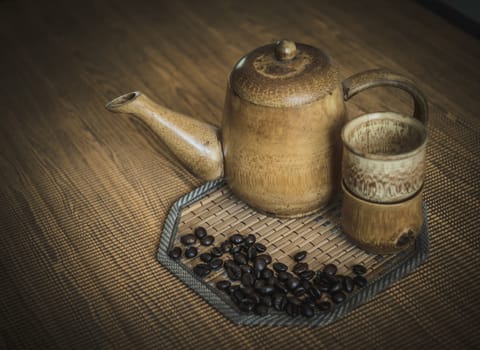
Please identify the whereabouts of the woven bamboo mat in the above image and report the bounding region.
[157,180,429,326]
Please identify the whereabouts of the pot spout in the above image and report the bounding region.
[106,91,224,181]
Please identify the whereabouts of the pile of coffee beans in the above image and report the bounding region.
[169,228,368,318]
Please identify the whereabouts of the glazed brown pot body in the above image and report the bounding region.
[222,83,345,217]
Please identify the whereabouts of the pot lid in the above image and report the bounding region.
[230,40,339,108]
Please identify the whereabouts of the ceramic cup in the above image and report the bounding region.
[341,181,424,254]
[341,112,427,203]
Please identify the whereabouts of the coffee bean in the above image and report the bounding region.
[293,262,308,275]
[241,272,255,287]
[209,258,223,270]
[261,268,273,279]
[224,259,235,269]
[254,243,267,252]
[180,234,197,246]
[234,253,247,265]
[353,264,367,275]
[241,286,255,297]
[324,263,337,276]
[244,290,261,305]
[274,280,288,294]
[254,257,266,272]
[230,234,244,245]
[239,298,256,312]
[208,247,221,258]
[267,276,277,286]
[301,303,315,318]
[257,254,272,265]
[200,235,214,246]
[232,288,245,303]
[301,279,312,290]
[273,262,288,273]
[354,275,367,288]
[294,286,306,297]
[300,270,315,280]
[253,295,264,306]
[286,302,300,317]
[199,252,212,263]
[331,291,346,304]
[254,279,266,289]
[240,264,253,274]
[287,296,302,306]
[315,278,330,292]
[336,275,345,286]
[293,251,307,262]
[317,301,331,312]
[343,276,354,293]
[230,293,240,304]
[221,241,233,253]
[185,246,198,258]
[244,234,256,246]
[247,245,257,261]
[194,226,207,239]
[277,271,291,282]
[193,263,211,278]
[238,297,256,312]
[168,247,182,260]
[303,297,316,309]
[228,285,241,295]
[325,274,339,285]
[261,295,273,307]
[286,277,300,291]
[257,285,275,295]
[230,290,242,304]
[241,285,255,295]
[273,293,287,311]
[230,245,242,254]
[255,303,269,316]
[308,287,321,300]
[329,281,342,294]
[226,264,242,281]
[216,280,231,291]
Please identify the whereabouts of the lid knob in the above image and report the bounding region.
[275,40,297,61]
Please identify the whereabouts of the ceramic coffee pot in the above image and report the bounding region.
[106,40,428,218]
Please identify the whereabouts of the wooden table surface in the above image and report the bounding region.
[1,0,479,349]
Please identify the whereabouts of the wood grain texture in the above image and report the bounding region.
[0,0,479,349]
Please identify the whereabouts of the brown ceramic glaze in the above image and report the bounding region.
[222,82,345,217]
[342,69,429,124]
[105,92,223,181]
[341,182,424,254]
[230,40,339,108]
[342,112,428,203]
[105,39,428,217]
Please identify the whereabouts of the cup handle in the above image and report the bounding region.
[342,69,428,124]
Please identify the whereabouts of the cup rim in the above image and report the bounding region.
[341,112,428,161]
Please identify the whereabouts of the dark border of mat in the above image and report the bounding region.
[157,179,429,326]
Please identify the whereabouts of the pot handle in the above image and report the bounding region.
[342,69,428,123]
